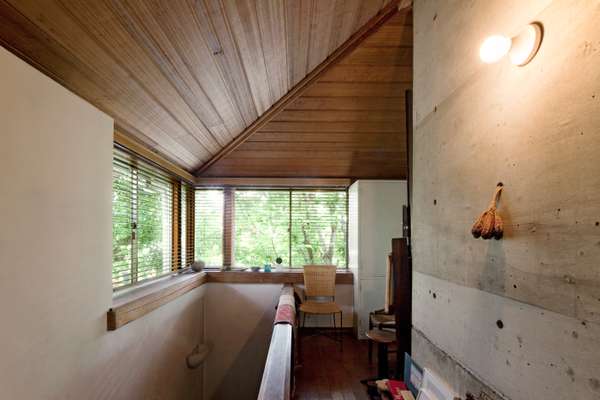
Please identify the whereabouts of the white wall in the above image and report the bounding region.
[203,283,281,400]
[349,180,407,338]
[0,47,206,400]
[412,0,600,398]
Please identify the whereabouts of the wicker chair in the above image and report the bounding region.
[299,265,342,345]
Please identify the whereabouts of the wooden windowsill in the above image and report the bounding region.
[205,269,354,284]
[108,271,208,331]
[107,269,353,331]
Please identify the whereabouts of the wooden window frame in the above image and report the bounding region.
[112,144,195,291]
[195,187,349,269]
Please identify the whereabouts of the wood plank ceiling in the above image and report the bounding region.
[200,10,412,179]
[0,0,408,178]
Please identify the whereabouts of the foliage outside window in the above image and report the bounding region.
[290,191,347,267]
[112,150,174,290]
[194,188,348,268]
[234,190,290,267]
[194,189,224,267]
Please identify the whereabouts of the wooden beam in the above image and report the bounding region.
[114,130,195,183]
[195,177,351,188]
[193,0,402,176]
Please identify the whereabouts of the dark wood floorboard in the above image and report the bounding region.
[295,333,377,400]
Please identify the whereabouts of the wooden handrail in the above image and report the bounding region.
[257,285,296,400]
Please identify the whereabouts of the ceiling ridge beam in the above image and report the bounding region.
[194,0,406,177]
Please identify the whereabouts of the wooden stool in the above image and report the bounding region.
[368,312,395,362]
[366,329,396,378]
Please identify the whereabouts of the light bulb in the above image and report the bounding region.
[479,35,512,64]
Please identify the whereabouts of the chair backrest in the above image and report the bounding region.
[302,265,336,297]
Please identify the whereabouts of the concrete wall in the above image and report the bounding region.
[0,47,205,400]
[412,1,600,399]
[349,180,407,338]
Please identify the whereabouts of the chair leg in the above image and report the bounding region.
[302,311,306,329]
[340,311,343,352]
[368,316,373,363]
[331,313,335,330]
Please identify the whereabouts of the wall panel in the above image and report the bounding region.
[412,0,600,399]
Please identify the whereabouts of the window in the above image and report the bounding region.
[180,183,195,269]
[234,190,290,267]
[290,191,347,266]
[194,189,224,267]
[112,148,189,290]
[193,188,348,268]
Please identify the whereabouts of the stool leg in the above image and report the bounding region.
[377,342,389,378]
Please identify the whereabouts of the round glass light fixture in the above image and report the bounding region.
[479,35,512,64]
[479,23,543,66]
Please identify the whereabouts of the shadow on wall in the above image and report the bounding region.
[205,284,280,400]
[62,289,206,400]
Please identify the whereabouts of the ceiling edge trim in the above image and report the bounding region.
[114,130,196,183]
[195,177,352,188]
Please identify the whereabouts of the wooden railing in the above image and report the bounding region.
[257,284,296,400]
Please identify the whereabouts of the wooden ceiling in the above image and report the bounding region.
[0,0,411,177]
[200,10,412,179]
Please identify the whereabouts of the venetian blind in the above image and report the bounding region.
[234,190,290,267]
[290,191,347,267]
[195,189,224,267]
[112,149,173,289]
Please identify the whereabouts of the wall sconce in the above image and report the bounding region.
[479,22,543,66]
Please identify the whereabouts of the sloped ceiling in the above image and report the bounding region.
[200,9,412,179]
[0,0,397,172]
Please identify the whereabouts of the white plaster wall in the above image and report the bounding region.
[412,0,600,398]
[349,181,361,333]
[203,283,281,400]
[0,47,205,400]
[348,180,407,338]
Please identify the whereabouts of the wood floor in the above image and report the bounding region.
[295,332,376,400]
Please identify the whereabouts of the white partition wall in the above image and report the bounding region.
[348,180,408,338]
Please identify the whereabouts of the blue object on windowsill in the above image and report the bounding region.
[264,264,272,272]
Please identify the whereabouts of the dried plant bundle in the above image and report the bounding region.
[471,183,504,240]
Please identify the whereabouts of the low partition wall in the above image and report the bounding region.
[107,271,351,399]
[108,269,352,330]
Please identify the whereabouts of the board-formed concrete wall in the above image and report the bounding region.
[412,0,600,399]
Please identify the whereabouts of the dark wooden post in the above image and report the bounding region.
[392,237,412,377]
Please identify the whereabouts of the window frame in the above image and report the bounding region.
[194,188,225,268]
[112,145,194,292]
[194,186,349,269]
